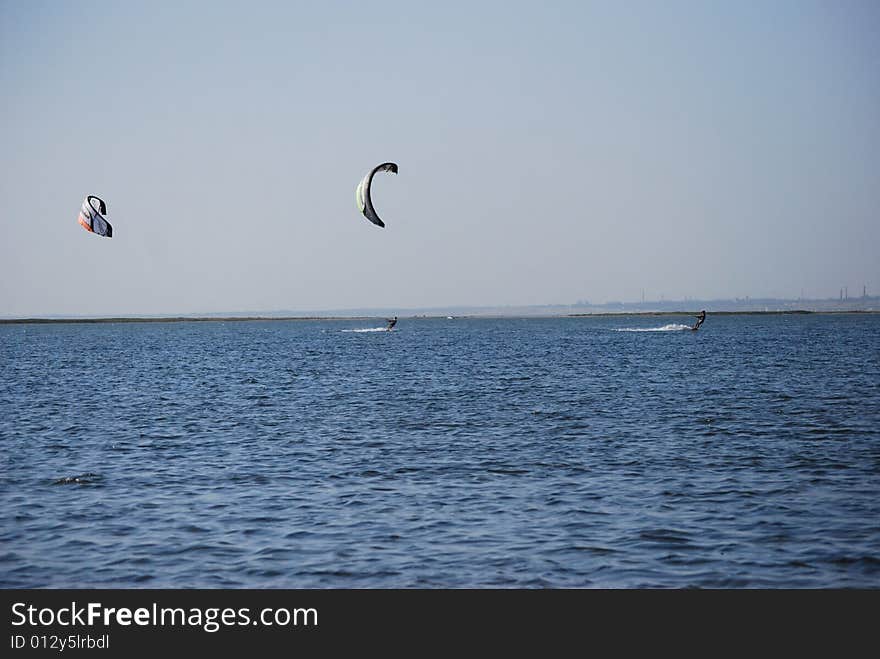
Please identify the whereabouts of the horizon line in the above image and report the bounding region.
[2,293,878,323]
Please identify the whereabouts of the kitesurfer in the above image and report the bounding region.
[386,316,398,331]
[692,310,706,331]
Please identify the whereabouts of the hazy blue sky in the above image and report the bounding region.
[2,0,878,316]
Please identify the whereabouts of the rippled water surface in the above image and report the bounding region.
[1,314,878,587]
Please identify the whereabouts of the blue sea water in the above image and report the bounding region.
[1,314,878,588]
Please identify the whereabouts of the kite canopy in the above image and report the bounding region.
[356,162,398,228]
[78,195,112,238]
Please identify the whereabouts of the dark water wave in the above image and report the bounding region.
[1,315,878,587]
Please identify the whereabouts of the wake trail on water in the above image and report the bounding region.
[341,327,390,333]
[615,323,692,332]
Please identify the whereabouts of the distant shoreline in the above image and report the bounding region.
[568,309,880,317]
[2,310,878,325]
[0,316,360,325]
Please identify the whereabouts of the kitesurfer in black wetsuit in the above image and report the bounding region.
[692,310,706,331]
[386,316,398,331]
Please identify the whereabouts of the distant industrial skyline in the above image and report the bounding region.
[3,290,876,321]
